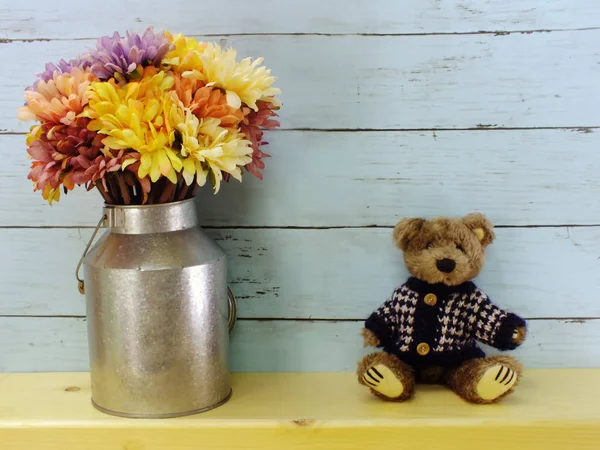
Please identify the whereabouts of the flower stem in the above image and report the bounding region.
[107,175,123,204]
[96,181,113,204]
[116,173,131,205]
[178,181,190,201]
[158,180,177,204]
[190,179,200,198]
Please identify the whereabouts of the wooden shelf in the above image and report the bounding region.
[1,370,599,449]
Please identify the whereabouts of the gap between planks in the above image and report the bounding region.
[1,316,597,322]
[1,127,598,136]
[2,26,600,43]
[1,224,600,230]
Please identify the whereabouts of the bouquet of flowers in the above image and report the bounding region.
[17,28,281,205]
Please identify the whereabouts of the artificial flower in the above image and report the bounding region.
[25,118,106,203]
[86,69,182,183]
[18,28,281,205]
[188,42,281,111]
[170,106,207,187]
[162,32,206,74]
[90,27,172,82]
[28,55,92,91]
[17,67,97,126]
[181,118,252,192]
[189,85,244,127]
[172,74,243,127]
[240,100,280,179]
[27,139,63,199]
[83,151,122,189]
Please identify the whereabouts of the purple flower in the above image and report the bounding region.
[38,56,92,82]
[90,27,172,81]
[27,55,92,91]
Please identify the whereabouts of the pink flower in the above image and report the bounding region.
[82,152,122,189]
[240,100,280,180]
[26,118,105,198]
[85,151,150,194]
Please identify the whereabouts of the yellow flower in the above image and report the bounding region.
[183,43,281,111]
[176,111,208,188]
[85,69,183,183]
[162,32,207,75]
[182,118,252,193]
[42,184,61,204]
[25,125,43,146]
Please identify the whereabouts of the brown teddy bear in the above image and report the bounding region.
[357,213,527,404]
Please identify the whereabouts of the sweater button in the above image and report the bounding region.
[424,293,437,306]
[417,343,430,356]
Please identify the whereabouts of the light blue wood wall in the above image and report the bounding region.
[1,0,600,372]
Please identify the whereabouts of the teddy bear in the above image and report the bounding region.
[357,213,527,404]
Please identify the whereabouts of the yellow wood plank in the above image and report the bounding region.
[0,370,599,449]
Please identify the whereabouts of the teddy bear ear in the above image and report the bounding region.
[393,218,426,251]
[462,213,495,247]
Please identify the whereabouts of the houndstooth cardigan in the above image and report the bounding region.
[365,277,526,368]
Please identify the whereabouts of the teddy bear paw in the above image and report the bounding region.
[476,364,518,402]
[362,364,405,399]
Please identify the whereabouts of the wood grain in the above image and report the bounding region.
[0,317,597,372]
[4,0,600,39]
[4,31,600,133]
[1,226,599,318]
[3,129,600,227]
[2,371,600,450]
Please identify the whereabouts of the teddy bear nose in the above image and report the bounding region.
[436,258,456,273]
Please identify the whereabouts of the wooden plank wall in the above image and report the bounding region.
[1,1,600,372]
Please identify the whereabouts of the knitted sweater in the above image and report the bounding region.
[365,277,526,368]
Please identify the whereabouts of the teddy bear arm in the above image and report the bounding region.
[363,309,398,349]
[361,328,381,347]
[512,326,527,346]
[476,312,527,351]
[472,290,526,351]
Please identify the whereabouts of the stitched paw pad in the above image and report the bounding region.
[476,364,518,401]
[362,364,404,399]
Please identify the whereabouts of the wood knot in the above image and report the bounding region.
[65,386,81,392]
[292,419,316,427]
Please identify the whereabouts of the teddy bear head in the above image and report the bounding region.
[393,213,495,286]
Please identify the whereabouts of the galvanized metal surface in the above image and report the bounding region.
[82,199,232,418]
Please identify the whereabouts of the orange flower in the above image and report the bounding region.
[191,86,243,127]
[172,74,243,127]
[17,68,98,126]
[172,74,204,109]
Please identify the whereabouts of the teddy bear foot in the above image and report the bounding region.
[446,356,523,404]
[357,352,415,401]
[476,363,520,401]
[363,364,405,398]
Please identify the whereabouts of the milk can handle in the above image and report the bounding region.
[75,214,238,334]
[76,215,107,295]
[227,286,238,333]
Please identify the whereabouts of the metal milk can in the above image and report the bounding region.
[76,199,236,418]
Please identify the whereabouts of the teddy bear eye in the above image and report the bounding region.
[456,244,464,252]
[426,242,433,249]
